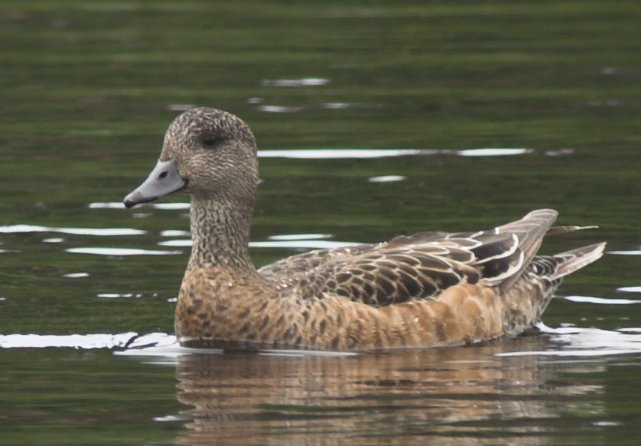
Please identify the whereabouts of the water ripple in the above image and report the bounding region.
[498,324,641,357]
[0,332,354,358]
[66,247,182,256]
[368,175,406,183]
[562,295,641,304]
[257,148,531,159]
[97,293,142,299]
[268,233,331,241]
[256,105,305,113]
[258,149,439,159]
[457,148,532,157]
[609,249,641,256]
[261,78,329,87]
[0,224,145,236]
[0,332,139,349]
[160,229,190,237]
[618,286,641,293]
[43,237,65,243]
[63,272,90,278]
[3,327,641,360]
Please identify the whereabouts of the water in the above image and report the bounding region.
[2,0,641,444]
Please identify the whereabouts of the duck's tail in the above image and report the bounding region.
[502,242,605,336]
[549,242,606,280]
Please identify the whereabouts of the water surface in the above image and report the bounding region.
[2,1,641,445]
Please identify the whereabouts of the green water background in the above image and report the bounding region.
[1,1,641,444]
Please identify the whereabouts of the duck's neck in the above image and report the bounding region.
[187,195,255,271]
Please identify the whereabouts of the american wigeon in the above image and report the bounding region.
[124,107,604,351]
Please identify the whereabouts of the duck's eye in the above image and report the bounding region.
[202,134,217,147]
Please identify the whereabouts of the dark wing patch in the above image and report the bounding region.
[468,233,523,283]
[494,209,557,289]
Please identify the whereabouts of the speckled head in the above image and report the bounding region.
[124,107,259,208]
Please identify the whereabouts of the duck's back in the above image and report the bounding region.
[259,209,556,306]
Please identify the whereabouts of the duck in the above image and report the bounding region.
[124,107,605,351]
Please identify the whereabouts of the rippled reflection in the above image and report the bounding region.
[173,337,605,445]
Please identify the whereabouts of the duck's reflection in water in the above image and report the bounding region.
[175,336,604,446]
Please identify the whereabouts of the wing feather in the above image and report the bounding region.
[258,209,559,307]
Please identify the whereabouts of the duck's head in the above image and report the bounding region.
[124,107,259,208]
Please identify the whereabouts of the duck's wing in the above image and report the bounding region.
[258,243,374,277]
[313,241,482,305]
[258,231,451,279]
[260,210,558,307]
[489,208,558,290]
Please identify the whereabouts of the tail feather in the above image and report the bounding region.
[547,225,599,235]
[550,242,606,280]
